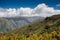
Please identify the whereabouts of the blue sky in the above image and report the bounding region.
[0,0,60,9]
[0,0,60,17]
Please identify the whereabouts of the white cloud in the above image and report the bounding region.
[17,7,33,16]
[32,3,55,17]
[0,3,60,17]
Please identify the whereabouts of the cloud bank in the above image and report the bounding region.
[0,3,60,17]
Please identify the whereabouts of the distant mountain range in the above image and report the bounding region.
[0,16,45,32]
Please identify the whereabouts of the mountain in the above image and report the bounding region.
[0,16,45,32]
[0,15,60,40]
[10,14,60,36]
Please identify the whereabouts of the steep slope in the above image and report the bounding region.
[10,15,60,36]
[0,16,44,32]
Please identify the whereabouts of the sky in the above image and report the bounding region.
[0,0,60,9]
[0,0,60,17]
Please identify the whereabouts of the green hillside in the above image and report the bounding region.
[0,15,60,40]
[10,15,60,35]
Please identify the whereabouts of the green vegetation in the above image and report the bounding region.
[0,15,60,40]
